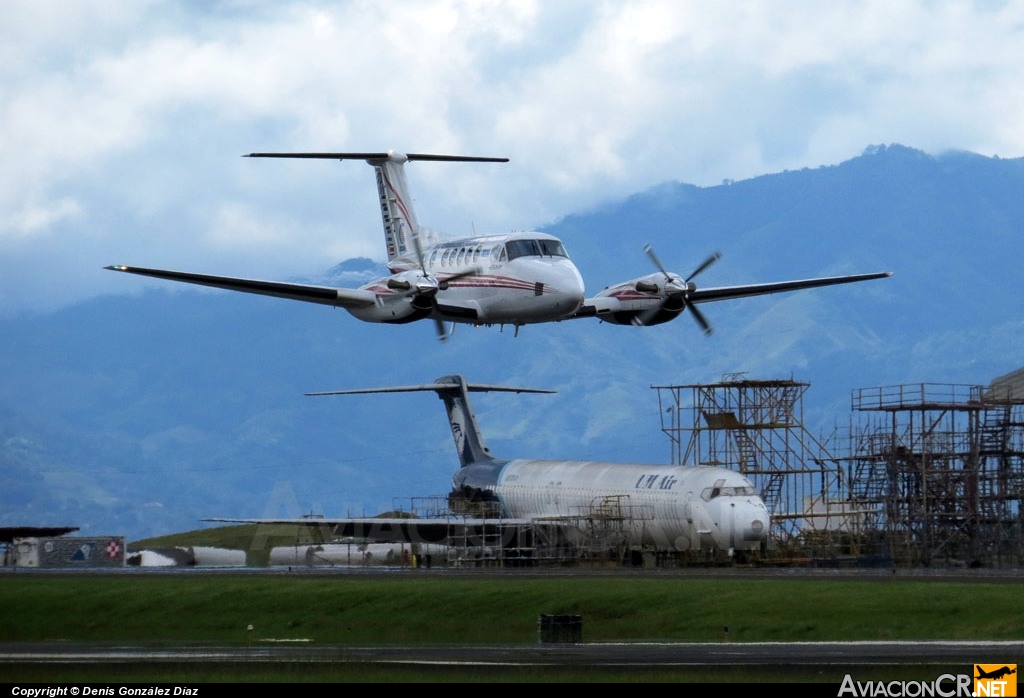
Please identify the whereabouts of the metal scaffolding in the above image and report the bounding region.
[653,369,1024,567]
[653,374,849,558]
[838,381,1024,566]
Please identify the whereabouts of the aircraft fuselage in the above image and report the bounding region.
[453,458,769,553]
[350,231,586,327]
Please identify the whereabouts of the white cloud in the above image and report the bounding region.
[2,0,1024,314]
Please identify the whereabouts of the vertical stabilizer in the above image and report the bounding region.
[369,153,418,262]
[246,151,508,265]
[432,375,496,467]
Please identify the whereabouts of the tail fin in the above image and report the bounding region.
[306,374,553,468]
[246,151,508,264]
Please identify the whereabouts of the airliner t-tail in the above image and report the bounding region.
[107,151,891,341]
[207,375,771,557]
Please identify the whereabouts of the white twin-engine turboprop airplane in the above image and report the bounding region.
[106,151,891,341]
[207,375,771,557]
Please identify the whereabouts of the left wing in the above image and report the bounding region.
[104,265,377,308]
[575,265,892,333]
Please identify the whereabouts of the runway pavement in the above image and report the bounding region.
[3,640,1022,667]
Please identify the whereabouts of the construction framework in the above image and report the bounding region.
[653,374,848,559]
[838,380,1024,566]
[653,369,1024,567]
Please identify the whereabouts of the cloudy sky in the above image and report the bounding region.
[3,0,1022,317]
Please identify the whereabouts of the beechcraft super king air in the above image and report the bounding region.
[107,151,891,341]
[207,375,771,557]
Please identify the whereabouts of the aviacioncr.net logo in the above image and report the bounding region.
[975,664,1017,697]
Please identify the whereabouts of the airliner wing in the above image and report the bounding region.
[204,516,535,544]
[686,271,892,303]
[104,265,377,308]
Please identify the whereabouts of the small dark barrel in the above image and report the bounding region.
[538,614,582,643]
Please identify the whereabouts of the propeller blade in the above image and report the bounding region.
[637,245,719,335]
[688,302,713,336]
[411,226,427,273]
[644,243,670,280]
[686,251,722,283]
[438,266,480,291]
[435,319,450,342]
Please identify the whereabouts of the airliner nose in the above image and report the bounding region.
[742,502,770,543]
[746,515,767,542]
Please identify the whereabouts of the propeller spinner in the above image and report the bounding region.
[634,244,721,334]
[401,227,478,342]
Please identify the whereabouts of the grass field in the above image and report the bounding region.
[1,568,1021,683]
[2,526,1020,683]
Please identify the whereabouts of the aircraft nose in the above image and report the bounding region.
[745,514,767,542]
[538,259,585,314]
[742,502,770,543]
[564,265,586,309]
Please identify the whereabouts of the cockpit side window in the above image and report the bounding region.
[701,479,726,502]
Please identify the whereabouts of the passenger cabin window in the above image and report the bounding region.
[504,239,568,260]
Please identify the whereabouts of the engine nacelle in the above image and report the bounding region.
[587,275,686,326]
[347,274,435,325]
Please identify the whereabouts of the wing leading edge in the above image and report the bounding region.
[687,271,893,303]
[104,265,376,308]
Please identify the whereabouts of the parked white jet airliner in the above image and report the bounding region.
[107,151,891,341]
[208,375,770,557]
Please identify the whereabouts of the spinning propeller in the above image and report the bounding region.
[386,228,479,342]
[634,244,722,335]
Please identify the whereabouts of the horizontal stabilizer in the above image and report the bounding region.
[246,152,508,164]
[307,381,555,397]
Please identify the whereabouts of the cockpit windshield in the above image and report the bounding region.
[505,238,568,260]
[701,480,756,501]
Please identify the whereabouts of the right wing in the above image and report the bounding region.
[104,265,377,308]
